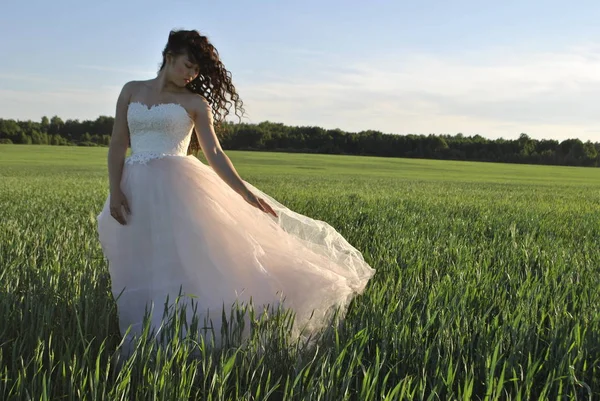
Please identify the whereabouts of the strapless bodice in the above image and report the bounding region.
[125,102,194,165]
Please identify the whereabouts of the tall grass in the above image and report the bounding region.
[1,145,599,399]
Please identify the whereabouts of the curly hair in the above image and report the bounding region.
[159,29,245,154]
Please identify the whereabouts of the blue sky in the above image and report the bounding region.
[2,0,600,141]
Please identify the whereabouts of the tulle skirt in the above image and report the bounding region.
[96,155,374,351]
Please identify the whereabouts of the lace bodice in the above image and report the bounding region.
[125,102,195,165]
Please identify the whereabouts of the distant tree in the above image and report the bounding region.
[19,133,32,144]
[564,139,585,165]
[49,116,64,136]
[93,116,114,136]
[0,119,22,142]
[41,116,50,133]
[518,133,535,157]
[428,134,449,155]
[1,113,599,168]
[583,141,598,166]
[30,130,48,144]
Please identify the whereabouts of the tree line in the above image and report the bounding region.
[1,115,599,167]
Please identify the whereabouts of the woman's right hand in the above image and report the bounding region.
[109,189,131,225]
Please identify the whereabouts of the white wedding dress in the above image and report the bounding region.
[96,101,375,351]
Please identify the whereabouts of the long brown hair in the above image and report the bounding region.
[159,29,245,154]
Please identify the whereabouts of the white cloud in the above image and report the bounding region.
[2,45,600,142]
[238,44,600,141]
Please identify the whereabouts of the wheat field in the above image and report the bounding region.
[1,144,599,400]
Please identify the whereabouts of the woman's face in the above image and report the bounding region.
[168,53,200,88]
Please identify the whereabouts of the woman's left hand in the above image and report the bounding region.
[243,190,278,218]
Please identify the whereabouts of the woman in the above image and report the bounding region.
[96,29,375,352]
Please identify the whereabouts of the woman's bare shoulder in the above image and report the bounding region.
[178,92,208,117]
[184,92,209,109]
[122,79,152,91]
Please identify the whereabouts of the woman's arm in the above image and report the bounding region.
[108,82,134,192]
[191,96,252,198]
[191,96,277,217]
[107,81,134,224]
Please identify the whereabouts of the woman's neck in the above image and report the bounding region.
[152,70,181,94]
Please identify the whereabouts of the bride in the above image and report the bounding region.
[96,29,375,353]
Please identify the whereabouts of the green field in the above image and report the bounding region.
[1,144,600,400]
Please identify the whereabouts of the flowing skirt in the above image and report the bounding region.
[96,155,374,351]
